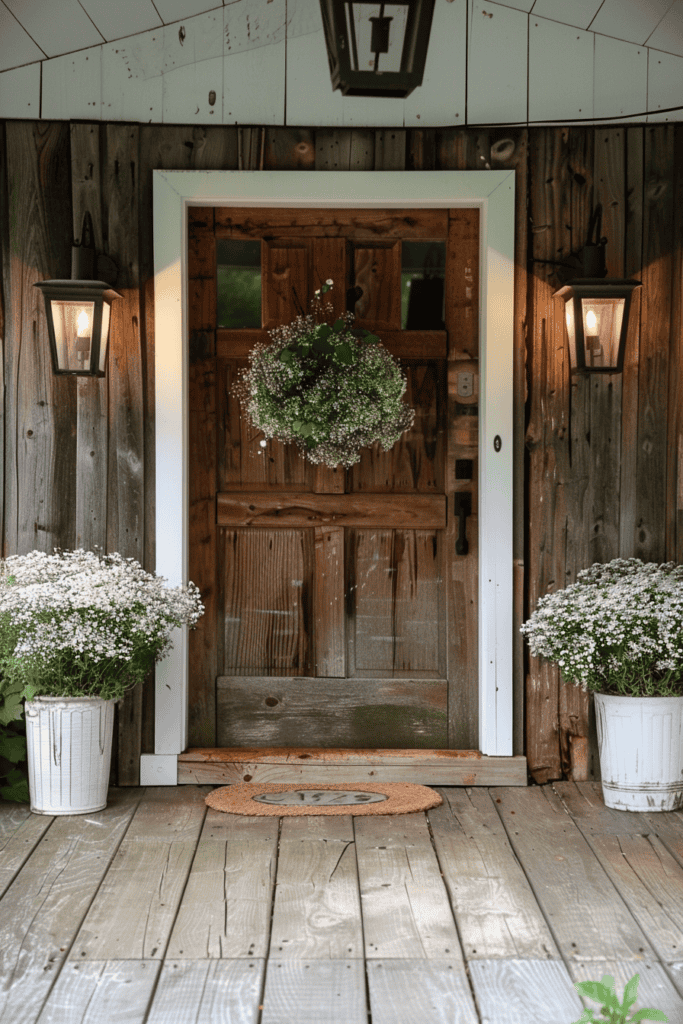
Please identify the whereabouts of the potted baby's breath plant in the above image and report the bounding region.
[521,558,683,812]
[0,547,204,814]
[233,280,415,469]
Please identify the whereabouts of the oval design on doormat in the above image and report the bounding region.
[204,782,443,816]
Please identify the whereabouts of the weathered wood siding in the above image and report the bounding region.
[0,121,681,784]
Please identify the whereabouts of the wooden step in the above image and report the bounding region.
[177,748,528,787]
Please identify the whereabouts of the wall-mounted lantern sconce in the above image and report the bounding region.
[552,206,641,374]
[33,212,122,377]
[318,0,436,98]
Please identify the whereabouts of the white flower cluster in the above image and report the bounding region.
[520,557,683,696]
[0,548,204,701]
[232,281,415,468]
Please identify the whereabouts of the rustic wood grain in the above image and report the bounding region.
[216,676,447,749]
[217,493,446,529]
[29,960,161,1024]
[636,126,674,563]
[221,529,314,677]
[491,785,658,961]
[188,207,219,748]
[214,207,448,238]
[354,812,463,961]
[467,959,585,1024]
[366,960,478,1024]
[166,807,278,959]
[428,786,561,960]
[260,960,367,1024]
[217,328,447,360]
[4,121,76,559]
[314,526,345,677]
[269,816,363,959]
[146,960,264,1024]
[0,789,140,1024]
[0,802,53,899]
[71,787,209,960]
[672,124,683,564]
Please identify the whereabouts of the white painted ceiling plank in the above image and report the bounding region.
[79,0,162,44]
[491,0,535,11]
[101,30,164,122]
[161,10,223,123]
[42,49,102,121]
[222,0,287,125]
[645,0,683,56]
[285,1,344,128]
[530,0,603,31]
[593,34,647,122]
[223,44,286,125]
[154,0,221,23]
[0,62,40,117]
[0,3,45,73]
[590,0,672,44]
[2,0,104,59]
[405,0,466,127]
[467,0,527,126]
[529,16,594,122]
[647,47,683,120]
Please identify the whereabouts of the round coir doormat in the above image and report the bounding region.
[205,782,442,816]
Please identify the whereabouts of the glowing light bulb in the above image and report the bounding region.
[76,309,90,336]
[585,310,597,332]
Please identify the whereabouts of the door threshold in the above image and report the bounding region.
[178,748,527,787]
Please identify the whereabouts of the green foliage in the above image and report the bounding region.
[571,973,668,1023]
[0,712,28,798]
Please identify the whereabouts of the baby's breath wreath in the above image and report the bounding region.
[233,280,415,469]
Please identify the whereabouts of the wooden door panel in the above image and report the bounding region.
[262,240,308,328]
[348,362,445,493]
[353,242,401,330]
[221,528,314,676]
[216,676,448,748]
[346,529,444,678]
[188,205,481,750]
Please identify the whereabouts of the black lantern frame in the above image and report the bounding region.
[319,0,436,98]
[33,212,122,377]
[551,206,641,375]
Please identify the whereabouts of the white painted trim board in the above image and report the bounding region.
[142,170,515,785]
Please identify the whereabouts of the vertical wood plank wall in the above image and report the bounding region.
[0,121,681,785]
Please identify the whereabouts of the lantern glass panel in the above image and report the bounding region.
[345,3,408,73]
[50,299,95,372]
[564,298,578,368]
[99,300,111,374]
[580,296,625,369]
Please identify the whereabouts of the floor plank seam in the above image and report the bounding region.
[32,792,146,1023]
[256,813,284,1024]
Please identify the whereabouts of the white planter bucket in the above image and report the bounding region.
[594,692,683,812]
[25,696,116,815]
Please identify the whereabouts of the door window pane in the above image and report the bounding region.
[217,239,261,328]
[401,241,446,329]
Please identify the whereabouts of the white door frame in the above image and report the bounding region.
[141,170,515,785]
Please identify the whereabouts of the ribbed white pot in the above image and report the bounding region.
[24,696,116,815]
[594,692,683,812]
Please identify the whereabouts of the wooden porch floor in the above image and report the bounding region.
[1,781,683,1024]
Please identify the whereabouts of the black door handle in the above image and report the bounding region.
[453,493,472,555]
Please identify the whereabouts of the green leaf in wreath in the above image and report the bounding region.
[364,333,380,344]
[336,343,354,365]
[316,324,332,341]
[332,318,346,333]
[279,348,293,363]
[313,338,333,355]
[297,342,311,356]
[300,423,314,437]
[292,420,303,432]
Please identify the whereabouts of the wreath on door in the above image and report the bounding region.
[232,281,415,469]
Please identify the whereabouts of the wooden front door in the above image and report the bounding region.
[187,205,480,750]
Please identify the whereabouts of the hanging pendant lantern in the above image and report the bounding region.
[319,0,436,98]
[34,212,122,377]
[553,206,641,374]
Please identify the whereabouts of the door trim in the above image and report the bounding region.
[143,170,515,784]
